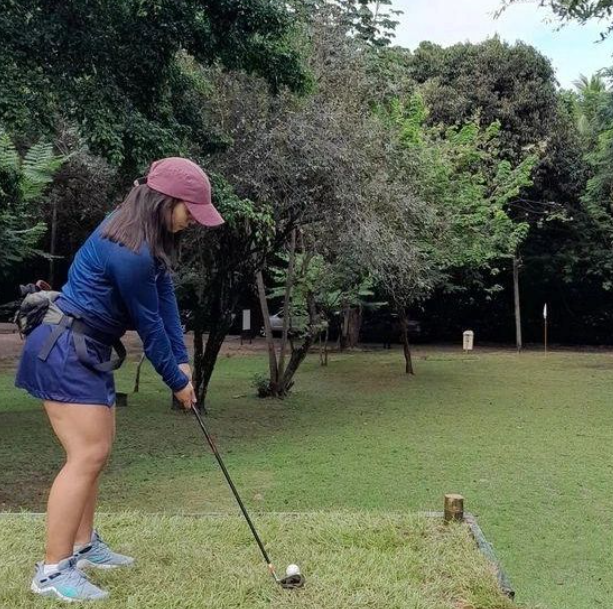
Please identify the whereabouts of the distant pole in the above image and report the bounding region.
[543,303,548,354]
[513,256,522,353]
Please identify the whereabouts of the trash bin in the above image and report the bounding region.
[463,330,474,352]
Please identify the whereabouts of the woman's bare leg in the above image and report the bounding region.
[43,401,114,564]
[74,406,115,547]
[73,479,99,548]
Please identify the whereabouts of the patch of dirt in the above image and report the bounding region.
[0,331,281,371]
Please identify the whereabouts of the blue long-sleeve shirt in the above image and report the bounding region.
[57,219,190,392]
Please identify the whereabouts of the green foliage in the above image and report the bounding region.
[335,0,402,47]
[290,0,401,47]
[0,129,67,277]
[501,0,613,36]
[571,74,610,145]
[408,38,558,161]
[250,371,274,397]
[268,248,377,337]
[176,172,274,326]
[379,94,537,276]
[268,252,328,335]
[0,0,309,172]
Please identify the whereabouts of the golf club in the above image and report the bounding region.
[190,405,305,590]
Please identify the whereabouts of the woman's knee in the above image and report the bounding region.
[68,442,112,475]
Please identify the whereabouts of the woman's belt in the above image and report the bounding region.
[38,314,126,373]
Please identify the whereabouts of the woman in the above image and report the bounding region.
[15,157,224,602]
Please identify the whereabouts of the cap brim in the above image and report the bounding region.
[185,202,225,227]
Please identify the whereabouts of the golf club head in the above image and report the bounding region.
[279,573,305,589]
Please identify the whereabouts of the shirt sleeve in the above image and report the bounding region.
[156,270,189,365]
[106,245,189,392]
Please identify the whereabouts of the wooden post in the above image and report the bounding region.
[444,494,464,523]
[133,353,146,393]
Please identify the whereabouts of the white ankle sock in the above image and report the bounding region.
[42,563,59,575]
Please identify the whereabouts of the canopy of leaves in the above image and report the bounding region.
[381,95,537,271]
[407,38,558,161]
[0,0,309,173]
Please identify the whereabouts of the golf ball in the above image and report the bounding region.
[285,564,301,577]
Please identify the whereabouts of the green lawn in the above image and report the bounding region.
[2,347,613,608]
[0,512,518,609]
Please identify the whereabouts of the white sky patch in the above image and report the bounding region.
[389,0,613,88]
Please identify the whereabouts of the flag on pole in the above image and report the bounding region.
[543,303,548,320]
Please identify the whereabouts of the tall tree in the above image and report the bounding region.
[0,0,309,173]
[573,74,609,143]
[408,38,558,162]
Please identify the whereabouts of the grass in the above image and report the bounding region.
[2,346,613,607]
[0,511,519,609]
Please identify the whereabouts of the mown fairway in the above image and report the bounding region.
[2,347,612,608]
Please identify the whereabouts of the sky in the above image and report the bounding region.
[390,0,613,89]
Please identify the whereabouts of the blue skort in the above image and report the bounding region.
[15,323,116,407]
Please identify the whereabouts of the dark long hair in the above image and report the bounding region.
[101,184,180,269]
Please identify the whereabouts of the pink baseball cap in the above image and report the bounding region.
[146,157,224,227]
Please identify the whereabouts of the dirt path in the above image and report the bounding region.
[0,331,280,371]
[3,328,613,372]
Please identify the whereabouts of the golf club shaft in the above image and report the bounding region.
[190,405,273,568]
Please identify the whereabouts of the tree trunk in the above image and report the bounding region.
[319,325,329,367]
[339,299,350,351]
[198,316,233,405]
[398,307,415,375]
[340,305,362,350]
[256,270,278,391]
[319,333,324,366]
[190,324,206,411]
[276,293,318,394]
[278,332,316,395]
[513,255,522,353]
[278,229,297,380]
[323,326,329,366]
[189,279,241,412]
[133,353,146,393]
[347,307,362,348]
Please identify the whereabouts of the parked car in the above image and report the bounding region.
[261,309,308,337]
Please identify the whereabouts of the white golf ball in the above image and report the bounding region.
[285,564,301,577]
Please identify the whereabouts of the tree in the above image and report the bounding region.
[0,0,309,174]
[404,39,581,349]
[290,0,402,47]
[408,38,558,162]
[365,90,538,363]
[0,129,66,278]
[175,175,274,409]
[188,11,426,393]
[572,74,609,144]
[500,1,613,36]
[43,125,117,286]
